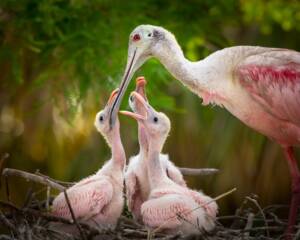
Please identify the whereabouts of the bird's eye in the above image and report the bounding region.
[148,33,152,37]
[133,34,141,41]
[153,117,158,123]
[129,95,134,102]
[99,115,104,122]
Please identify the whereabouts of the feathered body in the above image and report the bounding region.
[121,91,218,234]
[125,77,186,221]
[52,90,126,230]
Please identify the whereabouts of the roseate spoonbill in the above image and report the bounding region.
[52,89,126,229]
[121,92,218,234]
[110,24,300,234]
[125,76,186,222]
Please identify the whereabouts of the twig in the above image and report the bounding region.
[231,226,284,233]
[268,212,287,226]
[179,167,219,176]
[22,186,34,208]
[0,209,20,236]
[35,171,75,187]
[0,153,9,189]
[245,196,270,238]
[0,200,100,235]
[2,168,65,192]
[46,186,50,211]
[123,228,149,237]
[119,216,143,228]
[63,190,86,240]
[5,176,10,202]
[243,212,255,238]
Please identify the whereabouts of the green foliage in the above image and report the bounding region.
[0,0,299,211]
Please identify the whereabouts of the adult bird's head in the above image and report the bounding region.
[120,91,170,152]
[95,88,120,146]
[109,25,170,128]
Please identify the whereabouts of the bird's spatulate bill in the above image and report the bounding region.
[109,49,137,128]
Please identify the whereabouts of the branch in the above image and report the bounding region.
[179,167,219,176]
[2,168,65,192]
[0,200,100,235]
[0,209,20,236]
[245,196,270,238]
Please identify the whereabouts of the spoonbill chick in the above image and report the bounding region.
[121,92,217,234]
[52,89,126,230]
[125,76,186,222]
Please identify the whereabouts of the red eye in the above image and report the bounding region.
[132,34,141,41]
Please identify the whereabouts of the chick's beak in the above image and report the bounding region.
[131,91,148,112]
[119,91,149,121]
[119,111,145,121]
[135,76,148,101]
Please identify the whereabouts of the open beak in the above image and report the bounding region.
[135,76,148,101]
[119,91,149,121]
[119,111,145,121]
[109,48,139,128]
[131,91,149,112]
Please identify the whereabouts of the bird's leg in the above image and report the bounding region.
[284,146,300,239]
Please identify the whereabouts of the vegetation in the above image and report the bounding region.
[0,0,299,220]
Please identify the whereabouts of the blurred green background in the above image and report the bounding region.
[0,0,300,215]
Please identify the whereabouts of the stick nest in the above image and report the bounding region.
[0,167,298,240]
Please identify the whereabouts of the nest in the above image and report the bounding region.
[0,167,298,240]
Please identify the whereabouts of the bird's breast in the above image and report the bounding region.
[223,89,300,146]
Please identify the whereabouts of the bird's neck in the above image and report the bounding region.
[110,130,126,171]
[153,37,192,82]
[152,36,223,105]
[146,140,168,189]
[138,124,148,157]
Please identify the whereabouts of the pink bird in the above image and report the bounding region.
[125,76,186,222]
[121,92,218,234]
[52,89,126,230]
[110,25,300,236]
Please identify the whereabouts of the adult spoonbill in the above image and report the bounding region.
[110,24,300,234]
[52,89,126,229]
[121,91,217,234]
[125,76,186,222]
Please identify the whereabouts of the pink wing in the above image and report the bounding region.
[189,190,218,218]
[161,155,187,187]
[125,170,143,221]
[141,194,190,229]
[236,49,300,127]
[52,178,113,221]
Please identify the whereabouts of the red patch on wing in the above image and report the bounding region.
[239,64,300,87]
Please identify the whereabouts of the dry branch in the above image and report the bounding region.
[178,167,219,176]
[2,168,65,191]
[245,196,270,238]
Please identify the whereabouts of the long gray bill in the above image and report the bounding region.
[109,49,137,129]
